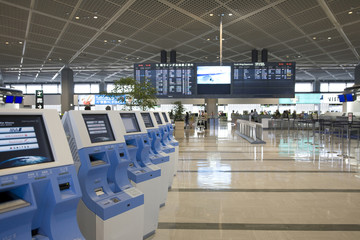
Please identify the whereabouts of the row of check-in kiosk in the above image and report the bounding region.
[0,109,179,240]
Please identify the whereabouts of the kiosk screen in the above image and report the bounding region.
[141,113,154,128]
[154,113,162,125]
[0,115,55,169]
[120,113,141,133]
[162,113,169,123]
[83,114,115,143]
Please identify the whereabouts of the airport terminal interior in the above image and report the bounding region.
[1,0,360,239]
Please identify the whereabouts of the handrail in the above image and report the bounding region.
[236,119,266,144]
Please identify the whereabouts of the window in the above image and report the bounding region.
[295,83,312,92]
[43,84,59,94]
[328,83,346,92]
[74,84,91,93]
[106,83,115,93]
[26,84,42,94]
[320,83,329,92]
[90,83,99,93]
[10,84,26,93]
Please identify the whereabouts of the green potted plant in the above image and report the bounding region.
[172,101,185,129]
[102,77,157,110]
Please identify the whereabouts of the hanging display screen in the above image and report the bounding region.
[0,115,55,169]
[134,62,295,98]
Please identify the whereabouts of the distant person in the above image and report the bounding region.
[105,106,111,110]
[253,109,258,122]
[292,110,297,119]
[184,112,189,129]
[84,105,91,110]
[204,110,208,129]
[250,110,254,121]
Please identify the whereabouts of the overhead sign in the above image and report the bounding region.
[320,94,341,104]
[35,90,43,109]
[279,93,321,104]
[78,95,125,105]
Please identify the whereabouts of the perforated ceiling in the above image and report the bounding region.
[0,0,359,83]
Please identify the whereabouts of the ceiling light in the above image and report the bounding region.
[312,37,316,40]
[93,16,98,19]
[216,56,219,58]
[209,13,214,16]
[228,13,233,16]
[118,39,121,42]
[222,38,225,40]
[207,38,210,41]
[59,58,62,61]
[328,37,332,40]
[104,40,107,43]
[297,55,301,58]
[49,58,52,61]
[19,41,23,44]
[348,11,353,14]
[75,16,80,20]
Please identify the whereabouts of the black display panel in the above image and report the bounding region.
[141,113,154,128]
[83,114,115,143]
[154,112,162,125]
[162,113,169,123]
[120,113,141,133]
[0,115,55,170]
[197,65,231,95]
[134,62,295,98]
[233,62,295,98]
[134,63,195,98]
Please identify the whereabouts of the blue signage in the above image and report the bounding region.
[95,95,125,105]
[78,95,125,105]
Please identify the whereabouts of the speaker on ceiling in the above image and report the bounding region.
[170,50,176,63]
[160,50,167,63]
[251,49,258,62]
[261,49,268,62]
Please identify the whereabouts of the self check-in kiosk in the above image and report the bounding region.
[151,112,176,188]
[116,111,162,238]
[140,111,170,207]
[62,111,144,240]
[161,112,179,175]
[0,109,84,240]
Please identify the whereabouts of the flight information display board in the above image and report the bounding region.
[134,62,295,98]
[134,63,195,98]
[233,62,295,98]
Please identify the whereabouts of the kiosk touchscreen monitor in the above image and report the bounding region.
[83,114,115,143]
[5,96,14,103]
[14,96,23,104]
[153,112,162,125]
[120,113,141,133]
[141,113,154,128]
[162,112,169,123]
[0,115,54,170]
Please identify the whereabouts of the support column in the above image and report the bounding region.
[0,70,4,87]
[205,98,218,117]
[313,79,320,92]
[99,79,106,93]
[61,67,74,114]
[355,63,360,85]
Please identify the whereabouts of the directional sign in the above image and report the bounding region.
[35,90,44,109]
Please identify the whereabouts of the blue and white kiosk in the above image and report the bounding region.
[161,112,179,175]
[151,112,176,188]
[139,111,171,206]
[62,110,144,240]
[0,109,84,240]
[116,111,162,238]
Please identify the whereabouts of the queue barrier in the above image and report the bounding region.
[236,119,266,144]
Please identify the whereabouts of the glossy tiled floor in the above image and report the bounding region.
[149,122,360,240]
